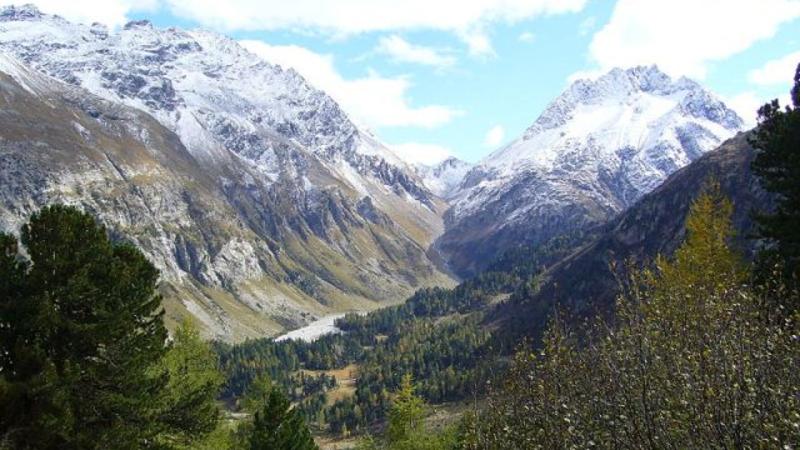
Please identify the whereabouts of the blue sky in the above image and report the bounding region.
[11,0,800,164]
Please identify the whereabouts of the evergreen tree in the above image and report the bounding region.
[0,205,222,449]
[0,205,168,448]
[240,374,275,414]
[247,386,317,450]
[750,62,800,281]
[386,374,425,444]
[357,374,457,450]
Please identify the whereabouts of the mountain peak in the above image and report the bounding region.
[604,65,674,91]
[566,65,676,103]
[439,66,745,275]
[432,157,469,170]
[524,66,740,139]
[0,4,42,21]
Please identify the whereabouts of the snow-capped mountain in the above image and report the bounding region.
[414,157,472,199]
[0,5,431,204]
[437,66,745,276]
[0,5,452,340]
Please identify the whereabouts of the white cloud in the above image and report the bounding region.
[375,35,456,68]
[725,91,792,127]
[240,40,461,129]
[8,1,589,55]
[458,28,496,56]
[749,51,800,85]
[390,142,454,165]
[518,31,535,43]
[726,50,800,126]
[724,92,763,127]
[484,125,505,147]
[166,0,585,32]
[166,0,586,54]
[586,0,800,79]
[0,0,158,28]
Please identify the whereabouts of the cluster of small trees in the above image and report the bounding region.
[327,317,492,436]
[215,263,505,437]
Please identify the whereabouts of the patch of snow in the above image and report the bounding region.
[274,310,369,343]
[415,157,472,199]
[274,313,347,343]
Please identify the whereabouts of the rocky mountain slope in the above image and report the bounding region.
[0,5,453,341]
[495,132,772,338]
[437,66,744,277]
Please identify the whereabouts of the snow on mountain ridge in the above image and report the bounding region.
[524,66,739,139]
[0,4,423,205]
[0,3,40,20]
[469,66,743,189]
[438,65,745,277]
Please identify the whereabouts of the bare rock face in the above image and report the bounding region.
[0,6,453,341]
[437,66,744,277]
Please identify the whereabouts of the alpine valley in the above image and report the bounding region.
[0,5,748,342]
[2,3,797,449]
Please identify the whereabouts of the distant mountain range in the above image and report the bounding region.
[0,5,753,341]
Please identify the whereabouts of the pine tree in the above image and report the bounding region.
[248,386,317,450]
[750,61,800,281]
[0,205,168,448]
[0,205,223,449]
